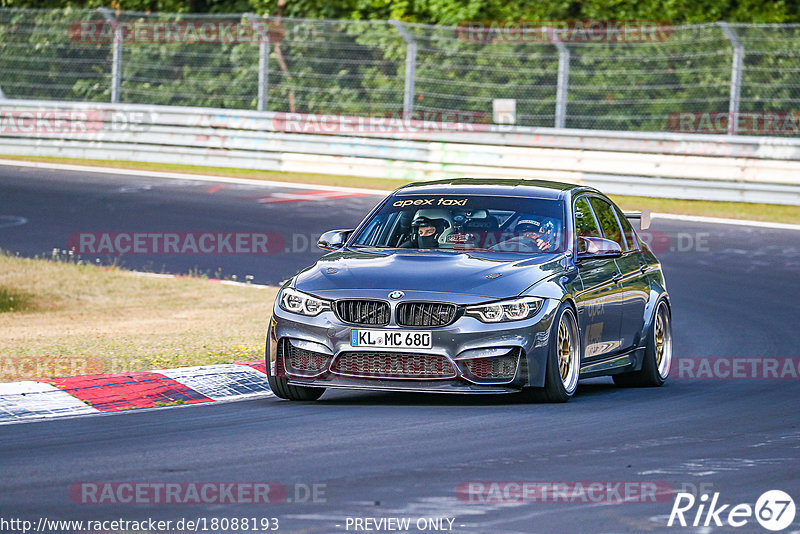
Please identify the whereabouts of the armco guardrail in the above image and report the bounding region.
[1,99,800,205]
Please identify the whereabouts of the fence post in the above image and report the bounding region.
[546,27,570,129]
[245,13,270,112]
[389,20,417,116]
[717,22,744,135]
[98,8,122,104]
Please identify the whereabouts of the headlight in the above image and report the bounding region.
[465,296,544,323]
[279,288,331,316]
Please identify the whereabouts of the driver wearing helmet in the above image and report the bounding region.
[400,216,449,249]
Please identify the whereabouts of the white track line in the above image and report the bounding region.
[2,158,798,231]
[0,158,388,195]
[131,271,272,289]
[652,212,800,231]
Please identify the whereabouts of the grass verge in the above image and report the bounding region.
[0,253,277,382]
[3,155,799,225]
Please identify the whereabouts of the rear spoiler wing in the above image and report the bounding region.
[624,209,651,230]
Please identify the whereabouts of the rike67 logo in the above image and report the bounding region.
[668,490,796,531]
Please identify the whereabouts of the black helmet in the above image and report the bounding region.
[412,216,434,228]
[412,216,449,233]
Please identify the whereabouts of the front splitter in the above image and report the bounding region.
[287,377,520,395]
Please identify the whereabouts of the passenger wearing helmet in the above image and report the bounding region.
[400,216,450,249]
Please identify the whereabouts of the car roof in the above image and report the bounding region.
[395,177,596,200]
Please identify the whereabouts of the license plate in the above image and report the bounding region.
[350,329,432,349]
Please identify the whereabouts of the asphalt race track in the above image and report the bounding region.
[1,164,799,533]
[0,164,381,285]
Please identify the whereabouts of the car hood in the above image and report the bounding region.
[293,248,565,300]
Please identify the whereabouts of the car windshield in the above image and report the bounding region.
[352,194,566,254]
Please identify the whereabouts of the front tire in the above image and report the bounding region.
[266,349,325,401]
[613,300,672,387]
[522,303,580,403]
[267,373,325,401]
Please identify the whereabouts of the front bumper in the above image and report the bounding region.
[267,295,561,394]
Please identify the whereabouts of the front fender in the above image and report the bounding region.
[640,264,669,351]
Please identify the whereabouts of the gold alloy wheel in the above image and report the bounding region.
[655,314,665,367]
[557,309,579,393]
[558,320,571,381]
[654,303,672,378]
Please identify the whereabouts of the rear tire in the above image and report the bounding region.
[613,300,672,387]
[522,303,580,403]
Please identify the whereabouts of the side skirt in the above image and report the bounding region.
[579,347,645,378]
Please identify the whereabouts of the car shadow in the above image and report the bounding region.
[307,377,622,406]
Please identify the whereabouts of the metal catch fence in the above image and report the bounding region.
[1,9,800,135]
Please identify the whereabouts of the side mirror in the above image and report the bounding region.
[317,229,353,251]
[578,237,623,258]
